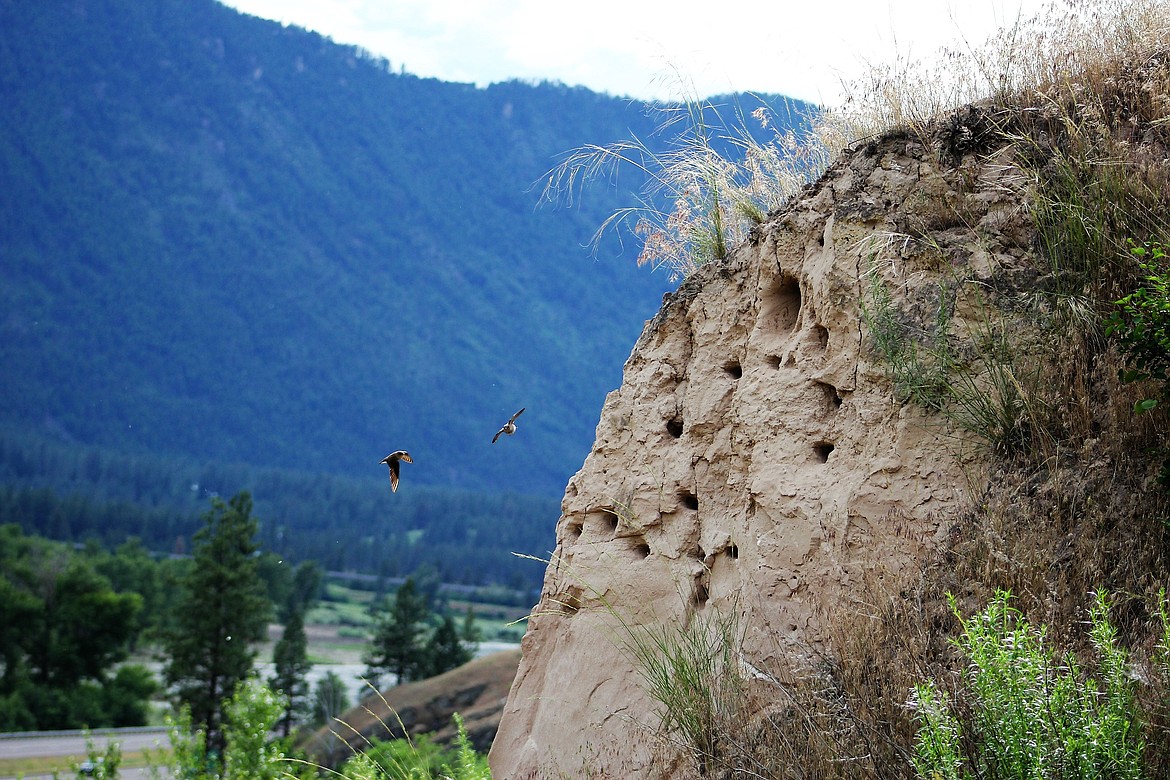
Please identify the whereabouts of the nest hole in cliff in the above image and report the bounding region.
[760,273,802,333]
[679,490,699,511]
[691,543,706,561]
[812,323,829,352]
[564,518,584,542]
[666,415,684,438]
[627,536,651,560]
[599,509,620,536]
[692,573,710,608]
[723,359,743,379]
[726,544,739,560]
[813,441,835,462]
[817,380,843,410]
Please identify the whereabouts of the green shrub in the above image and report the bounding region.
[1107,240,1170,485]
[73,732,122,780]
[159,679,288,780]
[338,714,490,780]
[911,591,1144,780]
[1108,242,1170,409]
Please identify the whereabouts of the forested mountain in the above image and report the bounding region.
[0,429,557,590]
[0,0,810,574]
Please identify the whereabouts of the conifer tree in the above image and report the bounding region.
[162,492,271,759]
[422,613,472,678]
[311,670,349,727]
[460,605,482,648]
[363,577,430,686]
[269,604,311,737]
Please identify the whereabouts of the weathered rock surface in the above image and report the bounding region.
[491,125,1035,777]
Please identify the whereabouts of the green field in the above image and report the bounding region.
[258,579,530,666]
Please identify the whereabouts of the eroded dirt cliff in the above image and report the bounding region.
[490,118,1040,778]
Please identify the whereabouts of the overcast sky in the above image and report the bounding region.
[218,0,1052,106]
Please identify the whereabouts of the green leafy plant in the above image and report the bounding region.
[220,680,287,780]
[1108,242,1170,411]
[337,714,490,780]
[909,683,964,780]
[158,678,289,780]
[911,590,1144,780]
[1106,241,1170,485]
[74,732,122,780]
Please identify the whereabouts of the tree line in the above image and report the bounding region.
[0,429,555,593]
[0,491,483,747]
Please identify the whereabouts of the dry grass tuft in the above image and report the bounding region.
[539,80,829,280]
[820,0,1170,146]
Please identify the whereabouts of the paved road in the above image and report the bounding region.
[0,727,169,779]
[3,768,160,780]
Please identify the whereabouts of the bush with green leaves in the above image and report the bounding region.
[160,678,289,780]
[1106,241,1170,485]
[1108,242,1170,410]
[911,590,1144,780]
[72,732,122,780]
[156,679,490,780]
[339,714,490,780]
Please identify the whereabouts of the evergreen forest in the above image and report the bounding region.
[0,0,807,498]
[0,0,809,593]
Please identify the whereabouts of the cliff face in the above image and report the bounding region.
[490,122,1036,778]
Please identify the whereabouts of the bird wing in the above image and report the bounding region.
[492,428,504,444]
[381,451,410,492]
[510,407,526,423]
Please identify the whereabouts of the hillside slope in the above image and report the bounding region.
[0,0,810,496]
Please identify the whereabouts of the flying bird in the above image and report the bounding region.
[379,450,413,492]
[492,408,525,444]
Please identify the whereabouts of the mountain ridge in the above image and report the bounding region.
[4,0,759,496]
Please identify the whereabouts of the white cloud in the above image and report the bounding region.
[219,0,1052,104]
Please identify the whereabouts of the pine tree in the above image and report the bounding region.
[422,613,472,678]
[363,577,430,686]
[269,604,311,737]
[162,492,271,759]
[460,605,482,648]
[311,670,349,727]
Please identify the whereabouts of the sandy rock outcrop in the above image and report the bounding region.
[491,121,1034,778]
